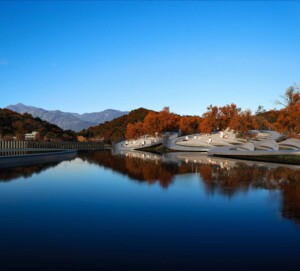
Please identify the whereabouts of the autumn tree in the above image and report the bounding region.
[126,122,144,139]
[142,107,179,136]
[157,107,179,133]
[273,84,300,137]
[142,112,160,135]
[179,116,202,135]
[255,105,269,130]
[219,103,240,130]
[275,84,300,107]
[198,104,240,133]
[230,110,257,138]
[274,104,300,137]
[199,105,219,133]
[198,117,214,134]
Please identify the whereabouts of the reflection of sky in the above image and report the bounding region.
[0,158,299,270]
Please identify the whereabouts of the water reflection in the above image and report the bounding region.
[79,150,300,187]
[79,150,178,188]
[79,150,300,225]
[1,150,300,225]
[0,150,300,270]
[0,161,65,182]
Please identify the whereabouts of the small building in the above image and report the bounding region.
[25,131,38,141]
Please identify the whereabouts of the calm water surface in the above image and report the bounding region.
[0,150,300,270]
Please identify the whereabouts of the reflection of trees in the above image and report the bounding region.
[200,163,300,194]
[275,168,300,224]
[199,163,300,224]
[0,162,62,182]
[79,151,178,188]
[186,161,300,225]
[79,151,300,225]
[199,163,271,196]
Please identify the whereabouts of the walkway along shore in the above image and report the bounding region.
[0,140,104,150]
[0,140,104,168]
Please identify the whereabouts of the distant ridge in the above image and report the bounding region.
[6,103,128,132]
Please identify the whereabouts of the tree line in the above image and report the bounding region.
[2,85,299,143]
[125,85,300,140]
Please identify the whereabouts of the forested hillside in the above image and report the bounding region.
[0,108,77,141]
[80,108,152,143]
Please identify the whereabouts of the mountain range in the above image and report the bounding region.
[6,103,128,132]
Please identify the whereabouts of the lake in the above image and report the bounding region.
[0,150,300,270]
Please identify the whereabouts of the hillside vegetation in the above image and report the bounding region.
[0,108,77,141]
[92,84,300,142]
[80,108,152,143]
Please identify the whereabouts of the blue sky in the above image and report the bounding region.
[0,1,299,115]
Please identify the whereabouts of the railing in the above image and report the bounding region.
[0,140,104,150]
[0,141,28,149]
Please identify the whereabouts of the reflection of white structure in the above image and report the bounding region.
[164,152,300,170]
[117,150,162,162]
[25,131,38,141]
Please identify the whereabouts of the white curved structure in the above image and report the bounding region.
[164,131,244,152]
[253,140,279,151]
[278,139,300,150]
[208,143,300,165]
[236,142,255,151]
[115,135,163,151]
[165,130,283,152]
[250,130,282,141]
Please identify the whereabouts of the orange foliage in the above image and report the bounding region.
[271,85,300,137]
[126,122,144,139]
[77,135,86,142]
[198,117,214,134]
[273,104,300,137]
[199,104,240,133]
[198,105,219,133]
[230,110,257,137]
[219,103,240,130]
[157,107,179,132]
[142,107,179,136]
[142,112,160,135]
[179,116,202,135]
